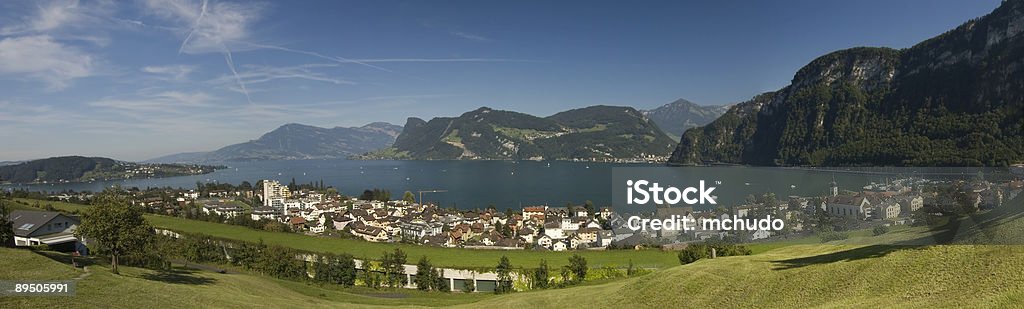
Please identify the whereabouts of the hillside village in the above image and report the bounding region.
[9,175,1020,253]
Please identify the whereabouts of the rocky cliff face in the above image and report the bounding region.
[670,0,1024,166]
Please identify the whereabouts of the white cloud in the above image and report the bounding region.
[141,64,197,81]
[209,63,354,86]
[0,35,94,89]
[89,90,216,114]
[451,31,491,42]
[89,91,214,112]
[1,0,81,35]
[1,0,119,47]
[144,0,264,54]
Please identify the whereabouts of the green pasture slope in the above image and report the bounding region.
[0,248,491,308]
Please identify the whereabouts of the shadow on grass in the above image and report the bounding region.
[771,245,924,270]
[32,250,96,268]
[140,269,217,285]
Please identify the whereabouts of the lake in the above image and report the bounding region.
[2,160,1003,212]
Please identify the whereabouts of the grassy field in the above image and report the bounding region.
[4,243,1022,308]
[0,248,492,308]
[461,244,1024,308]
[10,198,89,213]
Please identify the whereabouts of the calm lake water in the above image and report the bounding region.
[1,160,997,212]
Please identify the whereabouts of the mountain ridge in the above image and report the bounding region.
[149,122,402,163]
[640,99,729,139]
[367,105,677,161]
[670,0,1024,167]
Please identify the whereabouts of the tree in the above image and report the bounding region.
[495,255,513,294]
[568,254,587,283]
[403,191,416,204]
[0,199,15,247]
[381,248,407,288]
[415,256,436,291]
[583,200,595,218]
[533,259,550,289]
[315,253,357,286]
[462,275,476,293]
[77,187,154,274]
[362,259,383,289]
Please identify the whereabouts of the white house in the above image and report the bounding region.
[552,240,568,251]
[11,210,82,251]
[537,235,554,248]
[826,195,872,219]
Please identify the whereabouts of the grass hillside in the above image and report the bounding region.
[0,248,489,308]
[5,244,1021,308]
[463,244,1024,308]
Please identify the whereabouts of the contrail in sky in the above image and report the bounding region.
[221,45,252,104]
[179,0,208,55]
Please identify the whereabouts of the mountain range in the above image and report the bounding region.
[150,122,402,163]
[670,0,1024,167]
[363,105,677,161]
[641,99,729,139]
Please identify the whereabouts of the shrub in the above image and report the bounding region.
[873,225,890,236]
[818,230,850,242]
[678,242,751,265]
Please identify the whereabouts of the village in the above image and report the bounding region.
[13,173,1017,254]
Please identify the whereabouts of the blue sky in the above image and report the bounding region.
[0,0,1002,161]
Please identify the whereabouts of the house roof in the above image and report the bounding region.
[11,210,78,237]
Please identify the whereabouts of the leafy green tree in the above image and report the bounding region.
[568,254,587,283]
[583,200,595,217]
[533,259,550,289]
[77,187,153,274]
[0,199,13,247]
[403,191,416,204]
[362,259,383,289]
[495,255,513,294]
[314,253,357,286]
[381,248,407,288]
